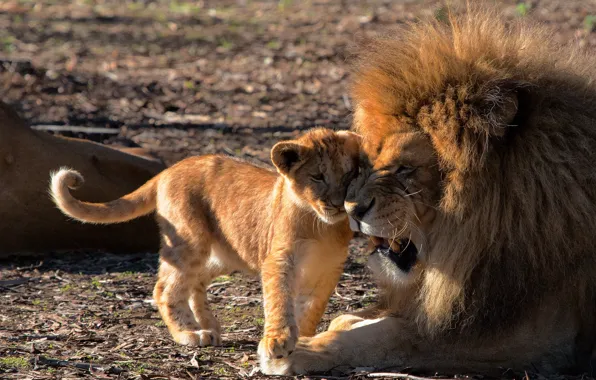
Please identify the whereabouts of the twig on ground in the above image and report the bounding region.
[31,125,119,134]
[222,326,258,334]
[52,271,70,283]
[220,359,247,374]
[16,261,44,271]
[228,296,261,303]
[34,355,125,374]
[109,341,135,352]
[208,281,232,288]
[334,289,352,300]
[223,146,236,156]
[0,277,36,287]
[367,373,449,380]
[10,334,66,341]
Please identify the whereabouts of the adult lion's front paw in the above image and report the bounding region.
[328,314,365,331]
[257,326,298,359]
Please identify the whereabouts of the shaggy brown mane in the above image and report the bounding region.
[350,7,596,337]
[256,7,596,376]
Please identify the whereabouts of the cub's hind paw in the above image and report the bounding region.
[173,329,222,347]
[258,327,298,359]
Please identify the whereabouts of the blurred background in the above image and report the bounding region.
[1,0,595,166]
[1,1,595,379]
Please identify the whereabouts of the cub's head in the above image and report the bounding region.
[271,128,361,224]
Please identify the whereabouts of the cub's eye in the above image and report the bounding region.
[310,173,325,182]
[396,166,416,176]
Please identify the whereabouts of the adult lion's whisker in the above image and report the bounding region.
[404,189,422,197]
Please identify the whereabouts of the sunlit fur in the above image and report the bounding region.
[49,128,359,360]
[260,7,596,376]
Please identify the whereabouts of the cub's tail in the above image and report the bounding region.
[49,167,158,224]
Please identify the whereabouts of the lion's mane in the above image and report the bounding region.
[350,7,596,340]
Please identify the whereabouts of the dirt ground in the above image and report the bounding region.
[1,0,596,379]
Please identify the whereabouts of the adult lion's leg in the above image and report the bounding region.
[327,305,386,332]
[260,316,411,375]
[260,312,578,376]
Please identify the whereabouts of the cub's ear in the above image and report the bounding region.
[271,141,306,174]
[336,130,362,154]
[336,130,362,144]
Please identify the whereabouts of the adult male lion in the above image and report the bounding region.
[261,8,596,376]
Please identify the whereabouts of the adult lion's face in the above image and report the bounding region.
[345,107,442,283]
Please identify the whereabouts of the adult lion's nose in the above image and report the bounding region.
[345,198,375,221]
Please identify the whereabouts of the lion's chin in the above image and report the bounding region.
[367,240,419,287]
[349,217,419,273]
[371,237,418,273]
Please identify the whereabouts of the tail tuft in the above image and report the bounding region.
[51,167,84,190]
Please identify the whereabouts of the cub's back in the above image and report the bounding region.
[164,154,279,266]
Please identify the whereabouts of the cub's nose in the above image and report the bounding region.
[345,198,375,221]
[330,199,344,210]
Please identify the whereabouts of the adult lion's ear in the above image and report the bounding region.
[271,141,306,175]
[419,80,532,171]
[470,80,532,138]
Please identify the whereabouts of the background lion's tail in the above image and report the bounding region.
[49,167,158,224]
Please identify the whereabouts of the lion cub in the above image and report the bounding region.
[49,128,359,359]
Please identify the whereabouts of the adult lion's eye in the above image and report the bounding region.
[396,166,416,176]
[311,173,325,182]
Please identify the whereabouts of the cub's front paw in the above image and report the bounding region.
[259,337,328,376]
[257,326,298,359]
[173,329,222,347]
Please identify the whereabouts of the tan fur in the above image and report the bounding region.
[0,101,165,257]
[261,7,596,376]
[49,128,359,358]
[115,146,164,163]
